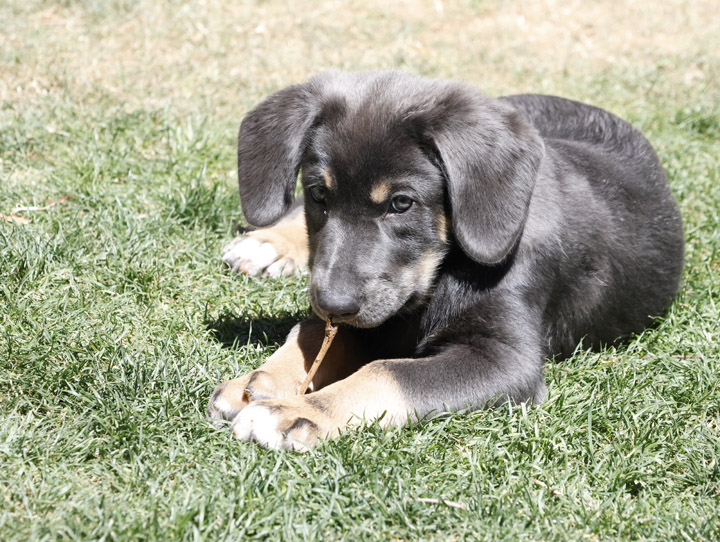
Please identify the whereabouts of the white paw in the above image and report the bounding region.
[231,403,313,452]
[232,404,289,450]
[222,236,297,277]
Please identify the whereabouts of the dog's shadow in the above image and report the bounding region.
[205,310,304,348]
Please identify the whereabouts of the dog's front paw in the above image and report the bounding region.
[221,235,292,277]
[207,370,293,428]
[221,212,309,278]
[231,397,330,452]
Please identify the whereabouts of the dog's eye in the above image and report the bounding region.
[309,185,327,203]
[390,195,413,213]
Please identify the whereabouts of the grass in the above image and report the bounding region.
[1,0,719,540]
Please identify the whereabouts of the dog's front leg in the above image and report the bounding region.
[207,318,368,427]
[232,338,547,451]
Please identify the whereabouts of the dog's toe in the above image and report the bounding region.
[263,257,296,278]
[207,381,247,428]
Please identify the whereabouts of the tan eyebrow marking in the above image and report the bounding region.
[321,170,335,190]
[370,181,391,204]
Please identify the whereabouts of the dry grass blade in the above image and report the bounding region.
[1,213,31,224]
[11,196,73,214]
[413,498,468,511]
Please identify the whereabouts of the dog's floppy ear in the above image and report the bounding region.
[237,82,319,227]
[423,86,544,264]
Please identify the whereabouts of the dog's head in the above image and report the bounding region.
[237,71,544,327]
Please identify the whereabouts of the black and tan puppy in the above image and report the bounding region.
[209,71,684,451]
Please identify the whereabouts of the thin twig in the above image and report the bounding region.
[298,319,337,395]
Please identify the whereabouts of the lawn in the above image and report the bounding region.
[1,0,718,540]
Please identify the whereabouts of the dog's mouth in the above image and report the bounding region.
[310,289,426,329]
[309,301,370,329]
[314,311,361,327]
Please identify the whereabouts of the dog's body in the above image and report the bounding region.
[209,71,683,450]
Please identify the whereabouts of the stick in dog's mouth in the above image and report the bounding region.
[297,319,338,395]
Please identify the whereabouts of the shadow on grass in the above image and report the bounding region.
[205,311,304,348]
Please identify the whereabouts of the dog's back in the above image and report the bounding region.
[504,94,684,355]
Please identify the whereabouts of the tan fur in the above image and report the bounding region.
[207,325,311,416]
[294,320,370,389]
[246,208,309,268]
[317,363,411,431]
[435,212,450,244]
[233,361,412,450]
[370,181,390,204]
[321,169,335,190]
[208,319,370,421]
[415,249,445,291]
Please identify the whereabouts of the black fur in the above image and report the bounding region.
[236,70,684,413]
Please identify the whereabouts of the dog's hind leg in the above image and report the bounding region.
[222,199,308,277]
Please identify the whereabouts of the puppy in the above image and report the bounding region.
[209,71,684,451]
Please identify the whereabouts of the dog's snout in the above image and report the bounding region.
[315,290,361,319]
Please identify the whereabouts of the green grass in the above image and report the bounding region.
[2,1,720,540]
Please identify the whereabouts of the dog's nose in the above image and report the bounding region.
[315,290,360,319]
